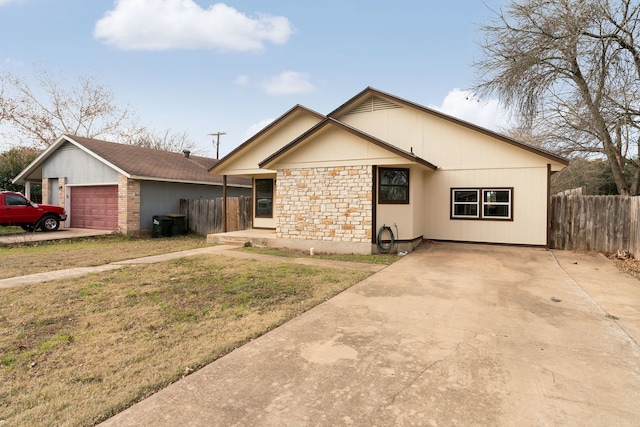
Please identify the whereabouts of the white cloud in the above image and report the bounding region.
[429,89,514,132]
[245,118,274,138]
[234,74,249,85]
[94,0,294,51]
[262,71,315,96]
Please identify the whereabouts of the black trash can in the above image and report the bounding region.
[165,214,186,236]
[152,215,172,238]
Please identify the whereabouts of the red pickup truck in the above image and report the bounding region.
[0,191,67,232]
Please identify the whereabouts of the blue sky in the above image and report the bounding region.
[0,0,509,157]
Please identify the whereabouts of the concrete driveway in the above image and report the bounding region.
[0,228,113,245]
[101,242,640,426]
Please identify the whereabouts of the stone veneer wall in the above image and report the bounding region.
[118,174,141,235]
[276,166,373,243]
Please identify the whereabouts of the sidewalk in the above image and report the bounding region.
[0,228,114,246]
[0,245,387,289]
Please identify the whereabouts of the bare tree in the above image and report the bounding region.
[0,69,134,148]
[474,0,640,195]
[120,127,197,153]
[0,68,197,153]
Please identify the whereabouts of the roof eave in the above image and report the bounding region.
[63,135,132,177]
[129,175,252,187]
[12,135,69,184]
[210,105,325,175]
[258,117,438,171]
[329,87,569,166]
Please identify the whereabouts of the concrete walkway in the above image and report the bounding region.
[98,242,640,426]
[0,228,113,245]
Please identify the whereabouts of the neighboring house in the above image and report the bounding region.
[13,135,252,235]
[210,87,568,254]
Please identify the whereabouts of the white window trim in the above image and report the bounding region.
[482,189,512,220]
[451,187,513,221]
[451,189,480,219]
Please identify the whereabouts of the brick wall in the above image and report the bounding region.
[276,166,373,243]
[118,174,141,235]
[57,177,66,210]
[42,178,50,205]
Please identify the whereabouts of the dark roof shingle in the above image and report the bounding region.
[66,135,250,187]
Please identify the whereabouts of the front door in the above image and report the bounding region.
[254,178,275,229]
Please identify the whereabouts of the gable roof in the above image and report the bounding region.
[13,135,251,187]
[329,87,569,166]
[209,104,325,175]
[259,117,438,170]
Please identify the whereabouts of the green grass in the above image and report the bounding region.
[0,233,209,280]
[0,254,372,426]
[0,226,24,234]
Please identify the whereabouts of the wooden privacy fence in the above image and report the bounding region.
[180,197,252,235]
[550,195,640,256]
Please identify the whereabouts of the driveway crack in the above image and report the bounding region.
[388,356,450,405]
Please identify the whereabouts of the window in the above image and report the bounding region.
[255,179,274,218]
[483,189,512,219]
[451,188,513,220]
[379,168,409,204]
[451,189,479,218]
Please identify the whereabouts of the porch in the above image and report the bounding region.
[206,229,276,248]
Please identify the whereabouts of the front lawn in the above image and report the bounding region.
[0,234,209,280]
[0,254,372,426]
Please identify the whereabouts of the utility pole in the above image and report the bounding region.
[208,132,226,159]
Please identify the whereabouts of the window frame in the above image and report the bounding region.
[482,188,513,220]
[378,167,410,204]
[451,188,480,219]
[450,187,513,221]
[254,178,274,218]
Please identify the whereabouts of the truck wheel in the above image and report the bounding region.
[40,215,60,232]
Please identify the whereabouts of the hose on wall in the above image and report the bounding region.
[377,224,398,254]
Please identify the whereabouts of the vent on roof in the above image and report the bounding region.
[346,96,402,115]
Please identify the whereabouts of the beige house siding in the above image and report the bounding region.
[423,167,549,245]
[376,166,429,241]
[266,126,408,170]
[336,99,562,246]
[207,88,567,251]
[276,166,372,243]
[338,105,565,172]
[218,113,323,176]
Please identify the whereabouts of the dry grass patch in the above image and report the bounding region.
[239,246,399,265]
[611,255,640,280]
[0,234,208,280]
[0,255,371,426]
